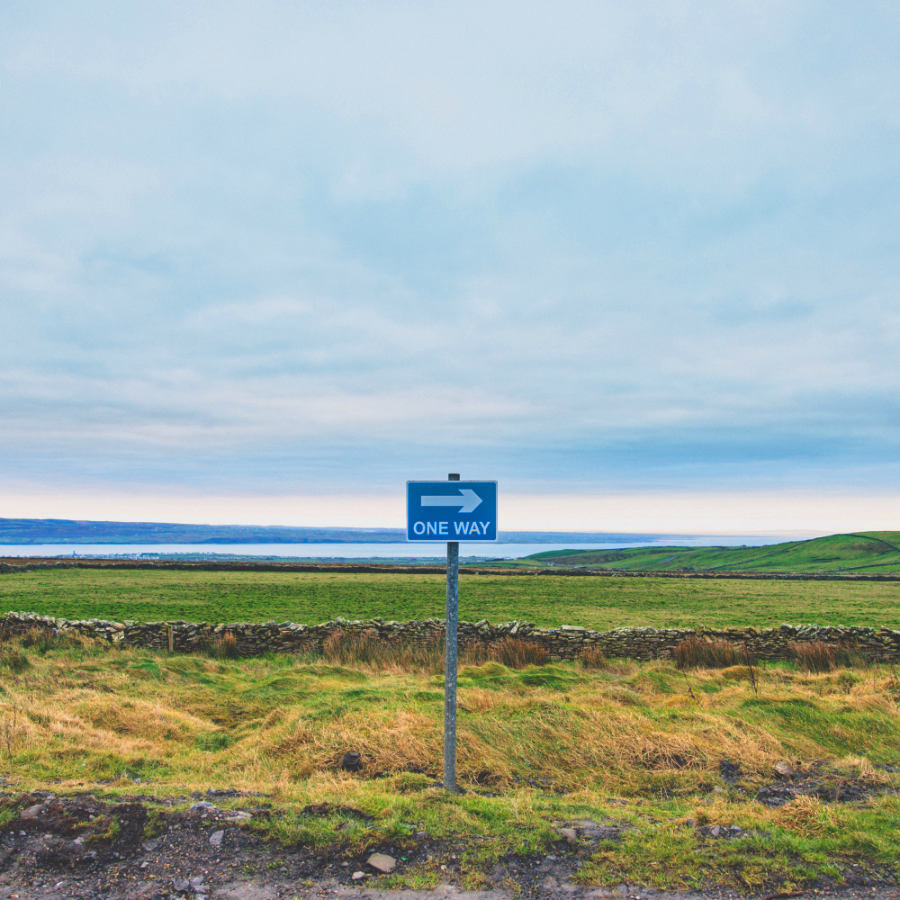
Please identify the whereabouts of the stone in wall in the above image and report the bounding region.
[1,611,898,663]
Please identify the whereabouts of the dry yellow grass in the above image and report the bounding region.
[1,644,897,797]
[1,640,897,891]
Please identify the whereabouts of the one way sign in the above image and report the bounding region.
[407,481,498,541]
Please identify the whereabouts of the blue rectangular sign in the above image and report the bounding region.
[407,481,498,542]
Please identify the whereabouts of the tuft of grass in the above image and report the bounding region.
[789,641,863,673]
[85,815,121,845]
[484,637,549,668]
[1,626,98,657]
[0,805,18,828]
[143,807,165,839]
[208,631,241,659]
[322,628,444,672]
[772,795,841,837]
[15,626,60,653]
[0,644,30,672]
[578,645,608,669]
[317,630,551,672]
[674,636,755,669]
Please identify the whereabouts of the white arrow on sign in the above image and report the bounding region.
[421,488,483,514]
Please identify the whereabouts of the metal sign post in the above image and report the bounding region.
[406,475,498,792]
[444,473,460,793]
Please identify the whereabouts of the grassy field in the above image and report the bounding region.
[0,635,897,891]
[524,532,900,574]
[3,564,898,891]
[1,567,899,629]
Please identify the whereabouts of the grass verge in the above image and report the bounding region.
[0,635,897,892]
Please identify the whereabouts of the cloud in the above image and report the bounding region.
[0,1,897,522]
[6,2,897,179]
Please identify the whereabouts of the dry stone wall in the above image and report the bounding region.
[2,611,899,662]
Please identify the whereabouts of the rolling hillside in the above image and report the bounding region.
[524,531,900,574]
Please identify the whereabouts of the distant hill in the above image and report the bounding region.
[525,532,900,574]
[0,518,404,544]
[0,517,665,546]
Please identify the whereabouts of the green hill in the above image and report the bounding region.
[524,531,900,574]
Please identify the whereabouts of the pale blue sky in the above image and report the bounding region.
[1,2,898,531]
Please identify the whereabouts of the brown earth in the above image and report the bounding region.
[0,791,896,900]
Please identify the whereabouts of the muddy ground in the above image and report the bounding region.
[0,789,896,900]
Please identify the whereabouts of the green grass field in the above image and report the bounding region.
[525,532,900,574]
[1,567,899,628]
[2,567,899,891]
[1,637,898,891]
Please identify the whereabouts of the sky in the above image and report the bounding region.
[1,1,898,534]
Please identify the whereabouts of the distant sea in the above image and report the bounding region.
[0,534,792,562]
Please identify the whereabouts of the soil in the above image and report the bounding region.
[753,761,895,807]
[0,791,896,900]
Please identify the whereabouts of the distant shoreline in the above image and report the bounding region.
[0,516,806,546]
[2,556,898,581]
[0,516,697,546]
